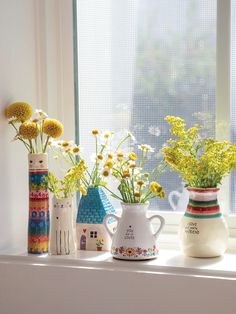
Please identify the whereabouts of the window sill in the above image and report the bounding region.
[1,246,236,280]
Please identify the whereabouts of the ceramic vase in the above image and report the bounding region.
[28,153,50,254]
[50,197,76,255]
[179,187,229,258]
[76,187,116,251]
[103,203,165,260]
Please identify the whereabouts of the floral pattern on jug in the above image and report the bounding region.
[103,203,165,260]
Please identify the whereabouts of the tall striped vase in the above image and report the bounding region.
[179,187,228,258]
[28,153,50,254]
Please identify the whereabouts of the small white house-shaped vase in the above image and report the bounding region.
[76,187,115,251]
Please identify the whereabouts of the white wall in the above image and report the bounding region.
[0,0,75,253]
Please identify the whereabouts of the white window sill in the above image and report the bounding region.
[1,247,236,280]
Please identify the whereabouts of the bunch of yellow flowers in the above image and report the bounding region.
[47,160,87,199]
[162,116,236,188]
[6,102,63,153]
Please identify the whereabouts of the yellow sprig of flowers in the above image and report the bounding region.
[162,116,236,188]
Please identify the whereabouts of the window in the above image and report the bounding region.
[75,0,234,217]
[90,231,98,239]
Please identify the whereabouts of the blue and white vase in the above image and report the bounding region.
[76,187,115,251]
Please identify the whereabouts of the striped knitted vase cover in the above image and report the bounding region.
[28,154,50,254]
[184,187,221,219]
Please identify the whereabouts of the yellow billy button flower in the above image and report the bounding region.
[19,122,40,140]
[79,185,87,196]
[129,163,136,169]
[104,160,113,168]
[150,181,163,195]
[43,118,63,138]
[107,153,113,159]
[5,102,33,122]
[92,129,99,135]
[134,192,141,198]
[129,152,138,161]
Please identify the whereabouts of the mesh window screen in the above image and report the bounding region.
[77,0,216,210]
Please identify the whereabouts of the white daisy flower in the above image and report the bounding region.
[8,116,17,123]
[138,144,155,153]
[35,109,48,120]
[148,126,161,137]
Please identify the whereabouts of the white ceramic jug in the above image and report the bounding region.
[103,203,165,260]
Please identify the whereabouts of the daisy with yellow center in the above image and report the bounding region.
[104,160,114,168]
[92,129,99,135]
[102,167,110,177]
[129,152,138,161]
[97,154,103,161]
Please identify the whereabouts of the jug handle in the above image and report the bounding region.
[148,215,165,239]
[103,214,120,238]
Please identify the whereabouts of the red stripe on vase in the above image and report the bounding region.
[186,205,220,214]
[187,187,219,193]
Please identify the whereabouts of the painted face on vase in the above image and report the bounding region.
[28,154,48,170]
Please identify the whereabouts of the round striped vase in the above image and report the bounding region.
[179,187,228,258]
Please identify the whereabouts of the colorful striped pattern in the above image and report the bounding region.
[184,188,221,219]
[28,169,49,254]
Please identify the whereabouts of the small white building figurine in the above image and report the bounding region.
[76,187,115,251]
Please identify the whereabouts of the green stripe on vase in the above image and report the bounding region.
[189,199,218,207]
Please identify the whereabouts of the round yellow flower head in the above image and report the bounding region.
[92,129,99,135]
[129,152,138,161]
[5,102,32,122]
[79,185,87,196]
[134,192,141,198]
[42,118,63,138]
[129,163,136,169]
[150,181,163,195]
[19,122,39,140]
[107,153,113,159]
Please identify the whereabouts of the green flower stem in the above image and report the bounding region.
[43,136,50,153]
[10,122,31,152]
[103,186,123,201]
[115,135,130,152]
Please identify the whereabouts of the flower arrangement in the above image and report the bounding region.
[49,130,135,194]
[108,144,166,203]
[162,116,236,188]
[47,160,87,199]
[5,102,63,153]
